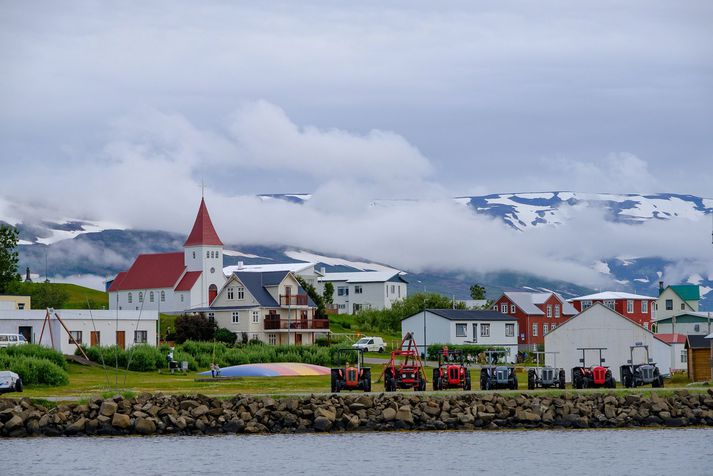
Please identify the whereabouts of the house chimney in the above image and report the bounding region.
[658,280,664,296]
[320,267,326,275]
[237,261,244,270]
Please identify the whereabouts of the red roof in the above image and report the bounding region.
[109,252,186,291]
[184,198,223,247]
[655,333,687,344]
[107,272,128,293]
[175,271,202,291]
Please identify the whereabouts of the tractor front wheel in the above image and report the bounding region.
[558,369,566,389]
[527,370,535,390]
[464,370,472,391]
[433,369,441,391]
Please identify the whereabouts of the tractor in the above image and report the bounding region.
[383,332,427,392]
[571,347,616,389]
[480,350,518,390]
[620,344,664,388]
[527,351,566,390]
[432,348,472,391]
[330,348,371,393]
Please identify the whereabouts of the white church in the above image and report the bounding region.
[108,198,227,312]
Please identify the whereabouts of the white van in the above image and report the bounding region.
[0,334,28,348]
[352,336,386,353]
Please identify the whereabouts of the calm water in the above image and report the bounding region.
[3,428,711,476]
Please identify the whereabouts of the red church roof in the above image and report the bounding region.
[184,198,223,247]
[175,271,202,291]
[108,252,187,291]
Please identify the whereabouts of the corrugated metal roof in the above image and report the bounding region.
[570,291,657,301]
[504,292,544,315]
[175,271,202,291]
[223,262,316,275]
[108,252,185,291]
[421,309,518,322]
[184,198,223,247]
[655,333,687,344]
[320,271,405,284]
[670,285,700,302]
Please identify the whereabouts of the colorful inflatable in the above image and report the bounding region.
[198,362,331,377]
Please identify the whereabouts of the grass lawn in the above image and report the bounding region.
[59,283,109,309]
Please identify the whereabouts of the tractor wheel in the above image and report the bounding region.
[15,378,23,393]
[433,369,441,391]
[658,376,664,388]
[464,370,472,391]
[384,368,395,392]
[378,347,384,353]
[527,370,535,390]
[558,370,566,389]
[417,376,426,392]
[480,373,487,391]
[510,377,518,390]
[330,372,338,393]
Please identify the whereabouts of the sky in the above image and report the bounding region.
[0,1,712,290]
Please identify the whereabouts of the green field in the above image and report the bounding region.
[56,283,109,309]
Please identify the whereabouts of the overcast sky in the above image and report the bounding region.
[1,1,711,288]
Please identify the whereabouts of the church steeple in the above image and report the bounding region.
[184,198,223,247]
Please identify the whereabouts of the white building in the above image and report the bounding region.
[318,271,408,314]
[199,270,328,346]
[655,333,688,372]
[654,283,700,320]
[653,312,713,336]
[223,262,323,289]
[0,309,158,354]
[108,198,227,313]
[544,303,672,381]
[401,309,519,363]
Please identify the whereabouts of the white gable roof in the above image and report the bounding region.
[570,291,657,302]
[504,291,578,315]
[320,271,403,283]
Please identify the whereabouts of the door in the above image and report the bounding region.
[116,331,125,349]
[18,326,32,343]
[295,333,302,346]
[208,284,218,304]
[90,331,100,347]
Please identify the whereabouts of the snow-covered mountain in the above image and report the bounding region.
[2,192,711,309]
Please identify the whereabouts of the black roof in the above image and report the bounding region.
[231,271,315,307]
[686,334,711,349]
[410,309,517,322]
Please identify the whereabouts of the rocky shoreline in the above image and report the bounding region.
[1,390,712,437]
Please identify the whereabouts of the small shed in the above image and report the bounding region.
[685,334,712,382]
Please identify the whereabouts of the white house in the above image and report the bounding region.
[0,309,158,354]
[223,262,323,289]
[655,333,688,372]
[318,271,408,314]
[653,312,713,336]
[108,198,227,313]
[544,303,672,381]
[401,309,519,363]
[198,271,328,346]
[654,283,700,320]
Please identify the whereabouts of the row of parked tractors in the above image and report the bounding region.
[330,334,664,393]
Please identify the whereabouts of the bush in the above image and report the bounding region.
[214,328,237,345]
[174,314,217,343]
[0,354,69,386]
[4,344,67,370]
[426,343,509,362]
[125,345,164,372]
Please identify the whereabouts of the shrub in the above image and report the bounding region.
[214,328,237,345]
[174,314,216,343]
[4,344,67,370]
[125,345,164,372]
[0,354,69,386]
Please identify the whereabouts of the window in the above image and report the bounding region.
[500,303,507,313]
[604,300,615,310]
[472,324,477,342]
[505,323,514,337]
[355,285,363,294]
[138,292,143,303]
[207,251,210,258]
[551,324,556,330]
[665,299,673,310]
[237,287,245,300]
[626,300,633,314]
[681,303,685,310]
[353,303,363,313]
[160,291,165,302]
[532,323,538,337]
[208,312,215,322]
[681,350,687,363]
[546,305,552,318]
[510,304,516,314]
[480,324,490,337]
[694,324,700,332]
[149,291,154,303]
[180,294,184,302]
[128,292,133,304]
[134,331,147,344]
[338,304,346,310]
[337,287,348,296]
[398,286,401,298]
[455,324,467,337]
[252,311,259,323]
[227,287,234,300]
[216,251,220,259]
[390,285,396,294]
[554,304,560,318]
[642,301,648,314]
[268,334,277,345]
[69,331,82,344]
[192,251,196,259]
[232,312,239,323]
[581,300,592,310]
[543,324,549,334]
[18,303,25,310]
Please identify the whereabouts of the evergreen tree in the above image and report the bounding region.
[0,224,20,293]
[322,282,334,304]
[469,283,486,300]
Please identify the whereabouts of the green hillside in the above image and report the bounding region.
[4,281,108,310]
[55,283,109,309]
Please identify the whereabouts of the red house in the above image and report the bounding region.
[568,291,656,329]
[492,292,578,349]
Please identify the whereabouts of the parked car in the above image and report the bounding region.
[0,371,23,393]
[352,336,386,353]
[0,334,28,348]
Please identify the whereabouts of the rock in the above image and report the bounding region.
[135,418,156,435]
[111,413,131,429]
[180,400,200,411]
[315,407,336,422]
[396,406,413,425]
[223,419,245,433]
[313,416,332,431]
[382,407,397,421]
[4,415,24,432]
[192,405,210,418]
[100,401,118,417]
[65,417,87,435]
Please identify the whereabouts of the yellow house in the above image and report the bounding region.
[0,295,31,310]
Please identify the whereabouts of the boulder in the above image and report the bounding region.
[135,418,156,435]
[313,416,332,432]
[111,413,131,429]
[382,407,397,421]
[315,407,336,422]
[99,401,118,417]
[396,406,413,425]
[65,417,87,435]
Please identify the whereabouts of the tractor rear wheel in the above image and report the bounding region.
[433,369,441,391]
[464,370,472,391]
[527,370,535,390]
[330,371,338,393]
[558,369,566,389]
[417,376,426,392]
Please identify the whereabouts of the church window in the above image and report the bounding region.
[149,291,154,303]
[207,251,210,258]
[192,251,195,259]
[138,292,143,303]
[161,291,165,302]
[128,292,132,304]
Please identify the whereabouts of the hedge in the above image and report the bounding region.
[2,344,67,370]
[0,354,69,386]
[426,344,509,362]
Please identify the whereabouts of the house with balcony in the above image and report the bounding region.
[568,291,657,329]
[318,271,408,314]
[491,291,578,349]
[203,270,328,345]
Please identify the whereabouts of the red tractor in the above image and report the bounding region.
[571,347,616,389]
[330,348,371,393]
[433,348,471,391]
[383,333,427,392]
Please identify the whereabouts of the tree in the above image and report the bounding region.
[469,283,486,300]
[0,224,20,293]
[174,314,217,343]
[322,282,334,304]
[32,283,69,309]
[214,327,237,345]
[295,275,326,318]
